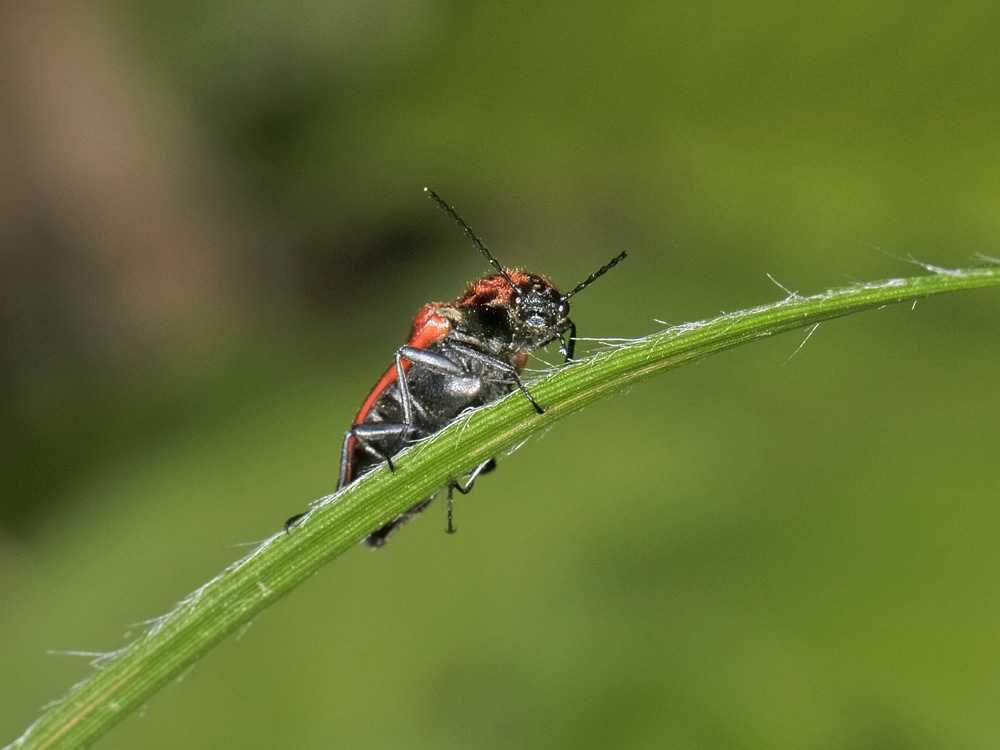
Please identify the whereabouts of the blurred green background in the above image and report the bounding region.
[2,1,999,748]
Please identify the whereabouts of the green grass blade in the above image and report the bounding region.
[7,262,999,749]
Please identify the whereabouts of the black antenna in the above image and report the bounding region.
[424,188,516,288]
[566,251,628,298]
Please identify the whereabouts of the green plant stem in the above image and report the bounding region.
[8,263,1000,749]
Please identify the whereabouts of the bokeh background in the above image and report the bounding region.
[2,2,999,748]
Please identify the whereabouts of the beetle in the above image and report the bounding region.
[286,189,626,546]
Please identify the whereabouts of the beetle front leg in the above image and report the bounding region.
[563,320,578,363]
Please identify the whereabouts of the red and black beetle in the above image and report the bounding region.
[286,189,626,546]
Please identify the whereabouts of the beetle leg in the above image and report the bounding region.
[395,346,467,416]
[335,345,468,500]
[393,350,415,428]
[343,421,421,481]
[397,345,467,375]
[564,319,578,363]
[390,344,466,452]
[446,458,498,534]
[445,342,545,414]
[285,421,419,532]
